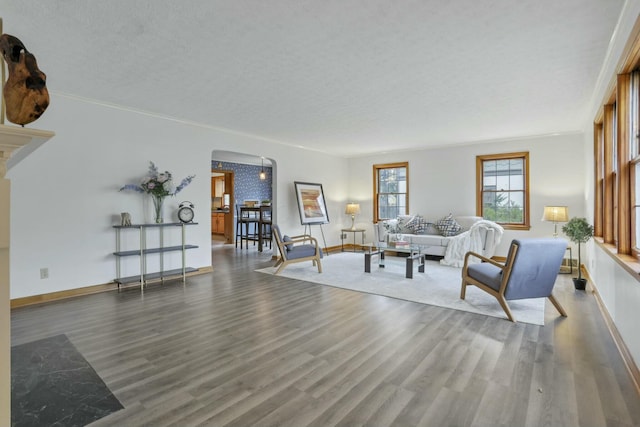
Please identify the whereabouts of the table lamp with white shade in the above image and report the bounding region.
[542,206,569,237]
[345,203,360,230]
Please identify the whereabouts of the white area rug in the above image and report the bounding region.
[256,252,545,325]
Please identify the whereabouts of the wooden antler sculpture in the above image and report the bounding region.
[0,33,49,126]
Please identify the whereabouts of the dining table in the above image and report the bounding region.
[239,205,272,252]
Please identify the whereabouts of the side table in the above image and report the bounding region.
[341,228,366,252]
[559,246,574,275]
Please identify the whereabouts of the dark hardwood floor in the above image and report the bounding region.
[11,242,640,426]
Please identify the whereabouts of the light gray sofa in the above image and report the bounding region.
[374,215,500,258]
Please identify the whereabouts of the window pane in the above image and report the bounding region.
[397,180,406,193]
[483,160,496,174]
[636,163,640,200]
[483,176,496,189]
[482,192,497,221]
[483,191,496,209]
[636,207,640,250]
[510,191,523,206]
[495,175,510,190]
[635,163,640,250]
[510,159,524,192]
[509,158,523,171]
[509,174,523,190]
[509,206,524,223]
[396,194,406,213]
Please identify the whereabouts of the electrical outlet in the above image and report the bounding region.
[341,233,347,239]
[40,268,49,279]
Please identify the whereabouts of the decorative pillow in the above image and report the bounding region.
[397,215,416,233]
[405,215,428,234]
[437,213,462,237]
[382,219,400,234]
[283,235,294,251]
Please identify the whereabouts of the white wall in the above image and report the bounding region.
[347,133,586,257]
[8,95,348,299]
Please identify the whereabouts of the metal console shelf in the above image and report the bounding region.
[113,222,198,289]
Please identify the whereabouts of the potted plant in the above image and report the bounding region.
[562,217,594,290]
[261,199,271,206]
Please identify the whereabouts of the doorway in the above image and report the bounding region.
[211,170,234,244]
[211,151,274,251]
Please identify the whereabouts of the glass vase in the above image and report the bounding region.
[151,195,165,223]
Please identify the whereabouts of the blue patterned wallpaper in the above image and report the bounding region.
[211,160,272,206]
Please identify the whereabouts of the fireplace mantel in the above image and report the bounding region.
[0,124,55,178]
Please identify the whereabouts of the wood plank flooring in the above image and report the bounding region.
[11,243,640,426]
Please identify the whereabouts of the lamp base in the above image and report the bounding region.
[350,215,356,230]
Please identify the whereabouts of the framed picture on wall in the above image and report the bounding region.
[294,181,330,225]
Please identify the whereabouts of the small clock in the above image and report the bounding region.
[177,201,195,223]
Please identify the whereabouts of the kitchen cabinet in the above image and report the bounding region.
[211,212,225,234]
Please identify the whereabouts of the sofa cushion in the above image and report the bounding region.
[403,234,449,246]
[437,213,462,236]
[423,222,439,235]
[467,262,503,291]
[287,244,320,259]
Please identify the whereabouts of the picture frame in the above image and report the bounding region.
[294,181,330,225]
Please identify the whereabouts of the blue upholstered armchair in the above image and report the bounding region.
[272,225,323,275]
[460,238,568,323]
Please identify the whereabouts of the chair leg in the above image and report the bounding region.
[261,223,272,249]
[253,222,257,246]
[497,295,516,322]
[548,293,568,317]
[275,260,287,275]
[243,222,249,249]
[460,280,467,299]
[316,258,322,273]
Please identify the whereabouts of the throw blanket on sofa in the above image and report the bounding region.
[440,220,504,267]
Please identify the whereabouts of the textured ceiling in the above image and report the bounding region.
[1,0,625,157]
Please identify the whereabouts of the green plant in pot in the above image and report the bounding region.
[562,217,594,290]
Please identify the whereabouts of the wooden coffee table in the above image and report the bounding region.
[364,243,427,279]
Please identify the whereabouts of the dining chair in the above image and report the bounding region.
[259,206,272,250]
[235,203,259,249]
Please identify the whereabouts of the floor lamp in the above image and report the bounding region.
[542,206,569,237]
